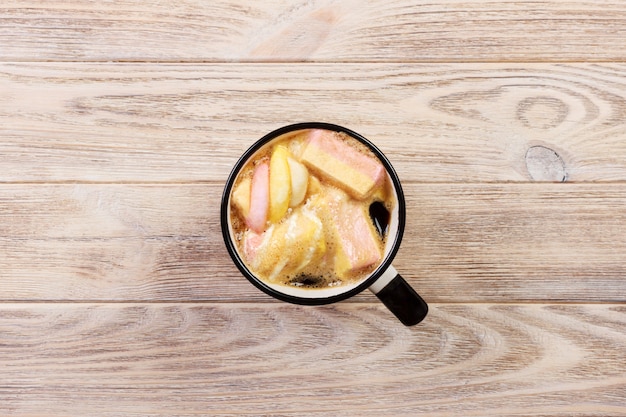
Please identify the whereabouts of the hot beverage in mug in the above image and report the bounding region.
[229,128,393,290]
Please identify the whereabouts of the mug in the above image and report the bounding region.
[220,122,428,326]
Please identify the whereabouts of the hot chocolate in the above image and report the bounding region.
[229,128,394,289]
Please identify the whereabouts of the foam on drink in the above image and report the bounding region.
[230,129,394,289]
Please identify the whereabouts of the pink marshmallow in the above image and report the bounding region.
[301,129,385,199]
[246,161,270,233]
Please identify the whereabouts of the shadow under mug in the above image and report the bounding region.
[220,122,428,326]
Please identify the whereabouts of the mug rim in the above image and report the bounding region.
[220,122,406,305]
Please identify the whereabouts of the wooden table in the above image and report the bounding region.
[2,1,625,415]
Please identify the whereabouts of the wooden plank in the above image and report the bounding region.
[1,183,624,302]
[1,303,624,415]
[2,63,626,182]
[1,1,626,62]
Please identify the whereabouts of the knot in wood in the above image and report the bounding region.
[525,145,567,182]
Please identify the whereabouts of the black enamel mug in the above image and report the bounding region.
[221,122,428,326]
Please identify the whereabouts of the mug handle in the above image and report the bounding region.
[369,266,428,326]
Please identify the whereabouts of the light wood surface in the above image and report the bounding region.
[1,183,625,303]
[2,303,625,416]
[1,1,625,416]
[2,1,626,62]
[2,63,626,182]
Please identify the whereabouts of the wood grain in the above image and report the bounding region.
[3,1,626,414]
[2,1,626,62]
[1,183,624,302]
[1,303,624,416]
[2,63,626,182]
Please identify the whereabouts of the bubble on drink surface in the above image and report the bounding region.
[289,274,327,288]
[288,273,344,288]
[369,201,390,237]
